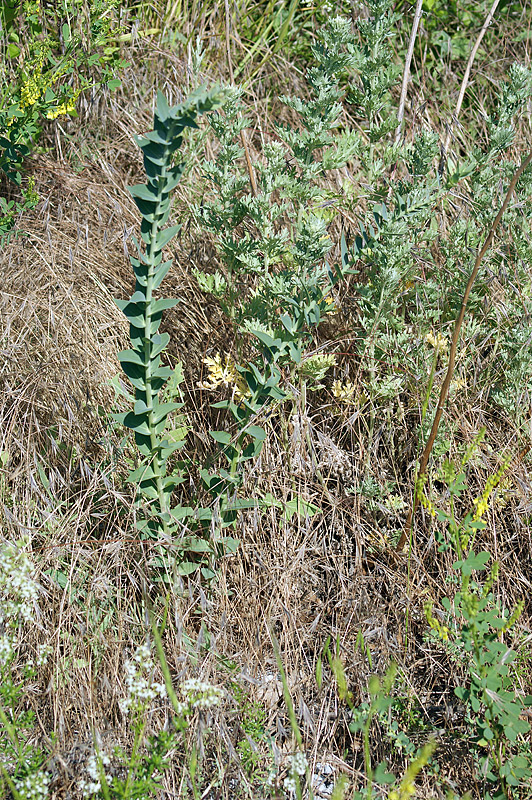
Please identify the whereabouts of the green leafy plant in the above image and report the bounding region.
[422,453,532,798]
[0,543,51,800]
[195,17,358,340]
[113,86,231,575]
[320,644,438,799]
[0,0,125,242]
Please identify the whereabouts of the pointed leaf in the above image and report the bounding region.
[176,562,200,576]
[118,349,146,367]
[151,298,178,314]
[128,183,159,202]
[151,401,182,424]
[156,89,172,121]
[152,259,174,290]
[126,463,156,483]
[169,506,194,521]
[246,425,266,441]
[151,332,170,357]
[156,224,180,250]
[122,411,151,435]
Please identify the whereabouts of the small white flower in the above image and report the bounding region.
[0,544,39,629]
[180,679,224,710]
[120,642,166,714]
[36,643,52,667]
[78,751,112,798]
[283,774,297,795]
[13,770,50,800]
[290,751,308,777]
[0,633,14,667]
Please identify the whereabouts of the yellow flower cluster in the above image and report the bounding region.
[323,294,339,313]
[388,741,436,800]
[425,330,448,356]
[46,92,79,120]
[331,379,356,405]
[198,353,249,400]
[424,602,450,642]
[418,488,437,518]
[20,52,46,108]
[472,454,511,521]
[20,78,41,107]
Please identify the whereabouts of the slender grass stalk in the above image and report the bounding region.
[439,0,501,172]
[396,149,532,552]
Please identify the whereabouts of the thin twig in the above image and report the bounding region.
[396,149,532,552]
[439,0,500,173]
[395,0,424,144]
[224,0,258,197]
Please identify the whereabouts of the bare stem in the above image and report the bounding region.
[439,0,501,172]
[395,0,423,144]
[396,149,532,552]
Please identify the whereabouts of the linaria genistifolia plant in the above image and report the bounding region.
[114,87,232,577]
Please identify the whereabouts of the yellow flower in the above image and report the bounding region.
[20,77,41,107]
[46,91,80,120]
[323,294,340,314]
[198,353,249,400]
[425,330,448,356]
[449,377,467,394]
[332,379,356,405]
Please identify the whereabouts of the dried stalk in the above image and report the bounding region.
[224,0,258,197]
[395,0,424,144]
[439,0,501,172]
[396,150,532,552]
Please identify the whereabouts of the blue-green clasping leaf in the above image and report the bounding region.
[130,196,159,219]
[118,348,147,367]
[128,183,159,202]
[126,463,157,483]
[151,298,179,314]
[141,128,168,146]
[151,333,170,358]
[151,401,182,424]
[138,140,167,167]
[156,224,181,250]
[210,430,232,445]
[176,562,200,576]
[121,412,152,436]
[156,89,172,122]
[246,425,266,441]
[152,260,174,290]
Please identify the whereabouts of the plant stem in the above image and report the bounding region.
[397,150,532,552]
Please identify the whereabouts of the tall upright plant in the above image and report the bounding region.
[114,87,225,551]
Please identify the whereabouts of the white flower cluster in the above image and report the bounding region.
[36,643,52,667]
[0,633,14,667]
[283,751,308,796]
[25,644,52,672]
[0,544,39,629]
[78,751,111,798]
[180,679,224,711]
[119,643,166,714]
[14,770,50,800]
